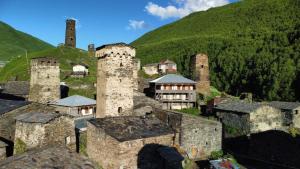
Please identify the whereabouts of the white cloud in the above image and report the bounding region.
[145,0,229,19]
[127,20,147,30]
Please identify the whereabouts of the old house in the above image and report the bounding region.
[154,108,222,160]
[14,112,76,153]
[28,57,60,104]
[215,101,284,136]
[158,59,177,74]
[142,63,159,76]
[149,74,197,110]
[71,63,89,78]
[86,116,175,169]
[269,101,300,128]
[0,81,29,100]
[95,43,135,118]
[50,95,96,117]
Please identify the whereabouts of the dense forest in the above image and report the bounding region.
[132,0,300,101]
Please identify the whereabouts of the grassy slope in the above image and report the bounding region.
[0,21,53,61]
[0,46,97,98]
[132,0,300,101]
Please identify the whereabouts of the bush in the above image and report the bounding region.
[210,150,224,160]
[289,127,300,138]
[14,138,27,155]
[177,108,200,116]
[79,132,88,156]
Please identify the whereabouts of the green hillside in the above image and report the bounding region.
[0,46,97,98]
[0,21,53,61]
[132,0,300,101]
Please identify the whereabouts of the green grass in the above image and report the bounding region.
[177,108,200,116]
[132,0,300,101]
[0,21,53,61]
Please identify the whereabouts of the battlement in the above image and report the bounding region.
[66,19,76,25]
[31,57,59,67]
[95,43,135,59]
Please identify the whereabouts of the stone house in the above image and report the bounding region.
[71,63,89,78]
[50,95,96,117]
[269,101,300,128]
[14,112,76,153]
[142,63,159,76]
[153,108,222,160]
[158,59,177,74]
[0,141,7,160]
[86,116,175,169]
[215,101,284,136]
[149,74,197,110]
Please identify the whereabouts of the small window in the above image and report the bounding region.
[120,63,123,67]
[120,79,122,82]
[47,88,50,91]
[201,65,204,68]
[47,74,50,78]
[295,110,299,115]
[215,128,217,132]
[118,107,122,114]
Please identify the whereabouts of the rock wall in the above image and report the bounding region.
[95,45,135,117]
[28,58,60,104]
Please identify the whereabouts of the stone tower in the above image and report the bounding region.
[88,44,95,57]
[133,58,140,91]
[28,57,60,104]
[192,53,211,96]
[65,19,76,48]
[95,43,135,118]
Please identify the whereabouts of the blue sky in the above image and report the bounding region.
[0,0,237,50]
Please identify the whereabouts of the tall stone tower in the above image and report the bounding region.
[95,43,135,118]
[88,44,95,57]
[28,57,60,104]
[192,53,211,96]
[65,19,76,48]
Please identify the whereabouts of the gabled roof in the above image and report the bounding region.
[96,42,134,50]
[215,101,269,114]
[50,95,96,107]
[150,74,196,84]
[269,101,300,110]
[160,59,176,64]
[0,99,29,116]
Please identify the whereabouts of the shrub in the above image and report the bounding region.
[79,132,88,156]
[210,150,224,160]
[289,127,300,138]
[14,138,27,155]
[177,108,200,116]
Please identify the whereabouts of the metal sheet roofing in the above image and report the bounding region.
[269,101,300,110]
[150,74,196,84]
[50,95,96,107]
[0,99,29,116]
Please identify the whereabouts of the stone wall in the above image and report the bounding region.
[95,44,135,118]
[154,109,222,160]
[14,115,76,153]
[28,58,60,104]
[293,109,300,128]
[191,53,210,96]
[133,93,163,116]
[86,122,174,169]
[133,58,140,91]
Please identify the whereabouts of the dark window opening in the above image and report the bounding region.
[118,107,122,114]
[119,79,122,82]
[201,65,204,68]
[47,74,50,78]
[47,88,50,91]
[120,63,123,67]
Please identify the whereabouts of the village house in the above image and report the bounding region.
[214,101,284,137]
[71,63,89,78]
[86,116,176,169]
[49,95,96,117]
[14,112,76,153]
[148,74,197,110]
[269,101,300,128]
[142,63,159,76]
[158,59,177,74]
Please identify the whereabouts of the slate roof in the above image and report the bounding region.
[160,59,176,64]
[215,101,268,113]
[15,112,60,124]
[0,99,29,116]
[96,42,134,50]
[1,81,29,95]
[150,74,196,84]
[50,95,96,107]
[269,101,300,111]
[74,116,94,130]
[89,116,173,142]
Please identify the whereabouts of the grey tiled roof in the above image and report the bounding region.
[0,99,29,116]
[89,116,173,142]
[50,95,96,107]
[150,74,196,84]
[96,42,134,50]
[15,112,60,124]
[269,101,300,110]
[2,81,29,95]
[215,101,268,113]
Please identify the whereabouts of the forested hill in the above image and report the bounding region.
[132,0,300,101]
[0,21,53,61]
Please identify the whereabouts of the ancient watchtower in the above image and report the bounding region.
[88,44,95,57]
[65,19,76,48]
[28,57,60,104]
[191,53,211,95]
[95,43,135,118]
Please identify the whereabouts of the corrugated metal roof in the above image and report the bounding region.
[50,95,96,107]
[269,101,300,111]
[150,74,196,84]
